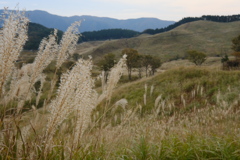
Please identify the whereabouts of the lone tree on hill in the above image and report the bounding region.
[122,48,139,80]
[232,35,240,52]
[187,50,207,66]
[97,53,116,81]
[231,35,240,60]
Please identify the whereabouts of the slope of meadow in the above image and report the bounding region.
[5,66,240,159]
[1,10,240,159]
[90,67,240,159]
[78,20,240,61]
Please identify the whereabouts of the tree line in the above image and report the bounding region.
[79,29,139,42]
[98,48,162,81]
[143,14,240,35]
[23,23,139,50]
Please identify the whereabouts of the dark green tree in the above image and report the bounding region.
[232,35,240,52]
[135,55,144,78]
[149,56,162,75]
[221,54,229,63]
[97,53,116,81]
[187,50,207,66]
[142,55,153,77]
[122,48,139,80]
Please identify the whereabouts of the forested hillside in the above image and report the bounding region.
[23,23,139,50]
[143,14,240,35]
[24,22,63,50]
[79,29,139,42]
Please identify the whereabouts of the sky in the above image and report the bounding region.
[1,0,240,21]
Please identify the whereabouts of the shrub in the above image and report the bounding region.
[187,50,207,65]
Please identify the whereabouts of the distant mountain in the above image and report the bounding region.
[0,10,175,32]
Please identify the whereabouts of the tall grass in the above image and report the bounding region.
[0,8,240,160]
[0,9,127,159]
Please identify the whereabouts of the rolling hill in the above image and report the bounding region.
[76,20,240,61]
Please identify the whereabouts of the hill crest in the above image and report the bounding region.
[76,20,240,61]
[0,9,174,32]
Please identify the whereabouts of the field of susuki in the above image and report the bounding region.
[0,9,240,159]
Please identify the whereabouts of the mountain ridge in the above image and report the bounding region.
[0,9,174,32]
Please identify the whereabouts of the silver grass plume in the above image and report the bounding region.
[4,30,58,105]
[72,58,98,147]
[44,58,96,153]
[29,29,58,85]
[98,54,127,104]
[56,21,80,69]
[0,9,29,96]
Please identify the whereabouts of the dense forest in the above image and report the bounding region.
[143,14,240,35]
[23,23,139,50]
[24,22,63,50]
[79,29,139,42]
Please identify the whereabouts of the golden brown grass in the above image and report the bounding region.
[0,9,127,159]
[1,9,240,160]
[77,20,240,61]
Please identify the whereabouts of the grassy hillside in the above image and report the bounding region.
[77,21,240,61]
[10,67,240,159]
[89,67,240,159]
[2,10,240,159]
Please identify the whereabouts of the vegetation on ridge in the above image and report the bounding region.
[143,14,240,35]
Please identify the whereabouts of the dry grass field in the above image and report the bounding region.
[1,10,240,159]
[75,20,240,61]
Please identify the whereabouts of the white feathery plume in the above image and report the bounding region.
[0,9,29,96]
[155,95,162,108]
[115,98,128,110]
[98,54,127,104]
[150,85,154,97]
[4,65,32,104]
[29,29,58,85]
[56,21,81,69]
[144,93,147,105]
[36,74,46,106]
[4,30,57,105]
[44,58,96,152]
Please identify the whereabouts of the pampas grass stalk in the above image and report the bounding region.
[150,85,154,97]
[5,30,58,112]
[98,54,127,105]
[47,21,81,103]
[44,58,96,154]
[56,21,81,69]
[0,9,29,97]
[29,29,58,86]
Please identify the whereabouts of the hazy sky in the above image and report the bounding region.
[1,0,240,21]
